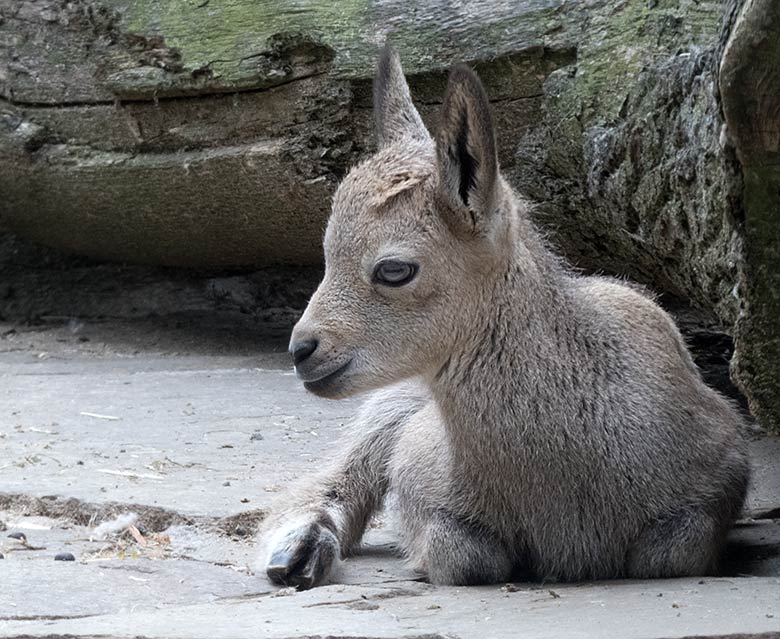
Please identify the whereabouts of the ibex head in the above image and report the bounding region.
[290,47,518,398]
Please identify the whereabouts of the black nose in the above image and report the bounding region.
[291,339,318,366]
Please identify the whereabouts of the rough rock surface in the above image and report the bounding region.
[719,0,780,433]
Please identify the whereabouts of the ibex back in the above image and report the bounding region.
[259,47,749,589]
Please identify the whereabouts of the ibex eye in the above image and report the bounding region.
[372,260,418,287]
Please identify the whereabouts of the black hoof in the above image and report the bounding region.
[266,522,338,590]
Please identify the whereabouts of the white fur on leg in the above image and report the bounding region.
[256,510,343,584]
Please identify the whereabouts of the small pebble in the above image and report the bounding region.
[222,481,231,487]
[240,497,250,503]
[0,552,4,559]
[250,431,264,441]
[54,552,76,562]
[7,532,27,543]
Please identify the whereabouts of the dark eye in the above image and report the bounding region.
[372,260,418,287]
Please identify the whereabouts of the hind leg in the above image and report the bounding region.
[417,514,513,585]
[625,508,729,578]
[627,449,748,579]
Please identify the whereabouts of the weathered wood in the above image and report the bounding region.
[1,0,573,103]
[0,1,581,266]
[0,0,734,274]
[0,0,778,428]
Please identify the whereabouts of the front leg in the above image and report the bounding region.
[259,383,426,589]
[264,508,341,590]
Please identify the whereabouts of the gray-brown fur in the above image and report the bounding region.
[259,47,749,588]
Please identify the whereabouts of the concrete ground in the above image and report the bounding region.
[1,315,779,639]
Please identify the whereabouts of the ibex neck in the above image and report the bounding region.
[429,236,576,457]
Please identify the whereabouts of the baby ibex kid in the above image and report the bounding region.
[260,47,749,589]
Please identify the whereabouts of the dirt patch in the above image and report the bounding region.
[0,493,192,532]
[212,509,268,539]
[0,493,267,538]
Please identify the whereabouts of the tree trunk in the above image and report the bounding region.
[1,0,778,430]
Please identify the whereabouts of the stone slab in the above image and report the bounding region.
[1,317,778,639]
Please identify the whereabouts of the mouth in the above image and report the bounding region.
[301,359,352,395]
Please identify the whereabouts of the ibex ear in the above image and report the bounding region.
[374,46,430,148]
[436,64,499,233]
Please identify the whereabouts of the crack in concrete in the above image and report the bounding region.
[301,585,429,609]
[0,614,97,621]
